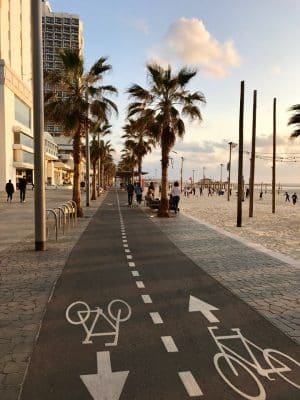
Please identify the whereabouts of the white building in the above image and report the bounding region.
[0,0,33,188]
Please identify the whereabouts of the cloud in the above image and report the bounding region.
[271,65,282,76]
[148,18,241,78]
[130,18,149,35]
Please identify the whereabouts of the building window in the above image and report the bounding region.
[15,97,31,128]
[22,151,34,164]
[14,132,34,149]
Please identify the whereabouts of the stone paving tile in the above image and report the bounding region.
[0,194,106,400]
[150,211,300,345]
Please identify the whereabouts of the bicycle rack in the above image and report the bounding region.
[54,206,65,235]
[46,208,58,241]
[61,203,71,229]
[66,200,77,226]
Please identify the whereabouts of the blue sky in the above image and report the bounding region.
[50,0,300,183]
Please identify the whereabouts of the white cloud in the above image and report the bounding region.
[148,18,241,78]
[130,18,149,35]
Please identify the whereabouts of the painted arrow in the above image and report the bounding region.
[189,295,220,323]
[80,351,129,400]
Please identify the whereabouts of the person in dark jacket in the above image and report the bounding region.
[19,176,27,202]
[5,180,14,202]
[126,182,135,206]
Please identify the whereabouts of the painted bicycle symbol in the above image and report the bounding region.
[66,299,131,346]
[209,326,300,400]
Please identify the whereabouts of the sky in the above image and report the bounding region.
[50,0,300,184]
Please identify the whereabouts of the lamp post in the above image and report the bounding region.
[227,141,237,201]
[220,163,224,186]
[202,166,206,180]
[180,157,184,192]
[31,0,46,251]
[192,169,195,185]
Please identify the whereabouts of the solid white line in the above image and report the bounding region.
[149,312,163,324]
[161,336,178,352]
[131,271,140,277]
[126,255,133,259]
[136,281,145,288]
[128,262,135,267]
[125,249,130,253]
[178,371,203,397]
[141,294,152,304]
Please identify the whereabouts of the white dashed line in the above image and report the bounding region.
[131,271,140,277]
[136,281,145,288]
[123,244,128,248]
[128,262,135,267]
[149,312,163,324]
[141,294,152,304]
[178,371,204,397]
[161,336,178,353]
[126,255,133,260]
[125,249,130,253]
[122,239,127,243]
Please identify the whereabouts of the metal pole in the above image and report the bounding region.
[85,98,90,207]
[227,143,232,201]
[220,163,224,185]
[97,132,101,196]
[180,157,184,192]
[31,0,46,251]
[249,90,257,217]
[192,169,195,185]
[237,81,245,227]
[272,98,276,214]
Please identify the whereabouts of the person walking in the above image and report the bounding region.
[19,176,27,203]
[126,181,135,206]
[135,184,143,205]
[292,192,298,205]
[285,192,290,202]
[5,179,14,202]
[171,181,180,214]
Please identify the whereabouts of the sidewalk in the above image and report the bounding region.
[0,189,299,399]
[0,189,107,400]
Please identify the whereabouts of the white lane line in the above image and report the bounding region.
[122,239,127,243]
[141,294,152,304]
[149,312,163,324]
[136,281,145,289]
[131,271,140,277]
[161,336,178,353]
[126,255,133,260]
[178,371,204,397]
[123,244,128,248]
[128,262,135,267]
[125,249,130,253]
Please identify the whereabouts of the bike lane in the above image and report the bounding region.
[20,190,300,400]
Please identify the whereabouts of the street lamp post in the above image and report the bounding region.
[220,163,224,186]
[180,157,184,193]
[227,142,237,201]
[192,169,195,185]
[31,0,46,251]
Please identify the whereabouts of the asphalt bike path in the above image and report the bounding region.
[21,190,300,400]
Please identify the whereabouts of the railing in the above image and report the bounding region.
[46,200,77,241]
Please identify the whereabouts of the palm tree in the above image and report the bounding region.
[44,48,118,216]
[99,140,115,189]
[89,136,100,200]
[127,63,206,216]
[91,122,112,195]
[119,149,137,184]
[288,104,300,138]
[122,118,155,185]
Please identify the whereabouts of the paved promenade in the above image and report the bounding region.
[0,189,299,399]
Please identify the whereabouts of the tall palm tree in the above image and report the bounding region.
[99,140,115,189]
[119,149,137,183]
[288,104,300,138]
[89,136,100,200]
[127,63,206,216]
[44,49,118,216]
[122,118,155,185]
[91,122,112,195]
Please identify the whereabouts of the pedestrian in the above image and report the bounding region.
[285,192,290,202]
[208,187,212,196]
[259,191,263,200]
[19,176,27,202]
[135,183,143,205]
[171,181,180,214]
[5,179,14,202]
[192,186,196,195]
[292,193,298,205]
[245,188,249,198]
[199,187,203,196]
[126,181,135,206]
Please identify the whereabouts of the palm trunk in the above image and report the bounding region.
[101,163,105,190]
[91,161,96,200]
[158,141,169,217]
[138,157,142,186]
[97,132,101,196]
[72,130,83,217]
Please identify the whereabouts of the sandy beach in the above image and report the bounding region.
[179,188,300,262]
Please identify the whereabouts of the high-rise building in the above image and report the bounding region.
[0,0,34,188]
[42,1,84,164]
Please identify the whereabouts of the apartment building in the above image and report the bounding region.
[42,1,84,168]
[0,0,34,189]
